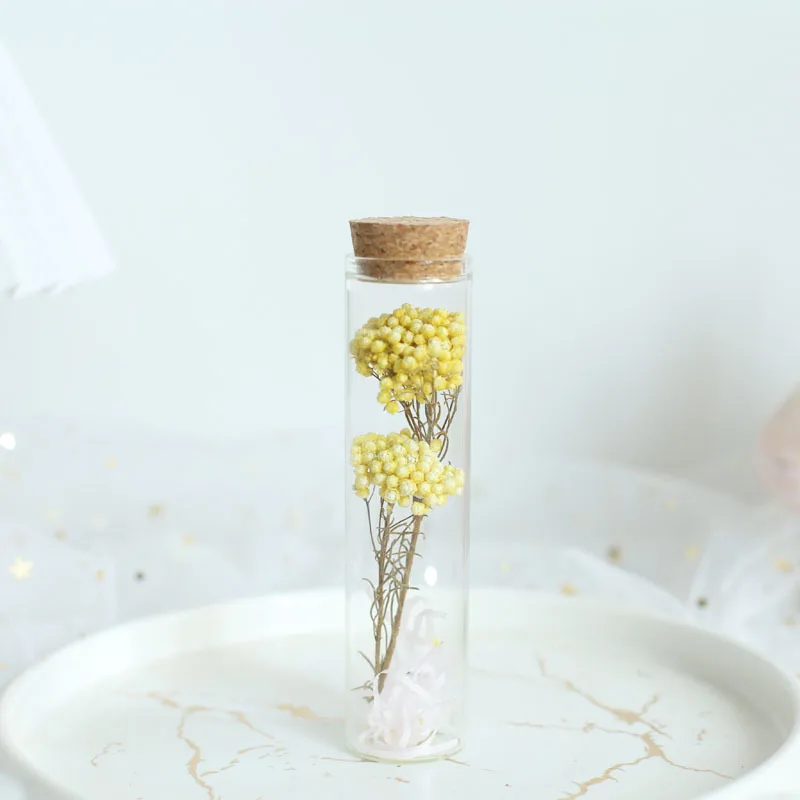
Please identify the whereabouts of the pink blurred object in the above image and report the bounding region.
[757,387,800,511]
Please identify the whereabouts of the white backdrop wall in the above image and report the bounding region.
[1,1,800,471]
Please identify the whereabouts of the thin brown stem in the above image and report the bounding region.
[378,513,423,691]
[438,389,460,460]
[371,500,393,676]
[362,380,463,697]
[402,403,423,439]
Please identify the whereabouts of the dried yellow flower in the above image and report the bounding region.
[350,304,466,409]
[351,430,465,515]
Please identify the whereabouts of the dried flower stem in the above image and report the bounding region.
[366,388,462,690]
[378,515,423,690]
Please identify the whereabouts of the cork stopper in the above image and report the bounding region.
[349,217,469,281]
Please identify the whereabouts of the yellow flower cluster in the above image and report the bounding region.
[351,430,465,515]
[350,304,466,410]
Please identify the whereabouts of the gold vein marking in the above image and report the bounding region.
[90,741,124,767]
[495,662,730,796]
[176,711,213,800]
[537,658,667,737]
[510,721,666,742]
[557,731,730,800]
[142,692,276,798]
[238,744,273,756]
[201,758,239,778]
[229,709,275,739]
[445,757,470,766]
[276,702,341,722]
[276,702,317,720]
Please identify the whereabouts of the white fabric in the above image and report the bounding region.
[0,416,791,665]
[0,41,115,297]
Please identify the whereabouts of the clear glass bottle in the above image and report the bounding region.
[344,218,471,762]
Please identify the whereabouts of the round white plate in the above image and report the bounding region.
[1,590,798,799]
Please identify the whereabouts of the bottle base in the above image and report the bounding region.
[349,731,462,764]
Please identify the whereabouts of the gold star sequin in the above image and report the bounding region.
[54,530,68,541]
[181,534,195,547]
[96,570,105,582]
[560,582,578,596]
[607,545,623,564]
[8,557,33,580]
[148,503,165,518]
[775,558,794,574]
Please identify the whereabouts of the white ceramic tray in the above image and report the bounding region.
[1,589,798,800]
